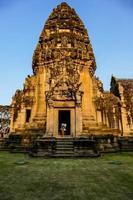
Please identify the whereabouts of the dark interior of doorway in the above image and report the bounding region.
[26,109,31,123]
[58,110,70,136]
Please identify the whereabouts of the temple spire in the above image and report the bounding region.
[32,1,96,76]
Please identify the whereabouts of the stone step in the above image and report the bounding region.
[121,147,133,150]
[56,148,73,151]
[56,142,73,145]
[55,150,74,154]
[29,137,101,157]
[56,144,73,147]
[56,141,73,145]
[56,143,73,147]
[56,149,73,151]
[121,145,133,148]
[56,139,73,141]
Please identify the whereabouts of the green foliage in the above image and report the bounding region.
[0,152,133,200]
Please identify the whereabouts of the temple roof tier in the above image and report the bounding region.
[32,2,96,76]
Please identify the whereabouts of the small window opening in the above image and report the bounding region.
[26,109,31,123]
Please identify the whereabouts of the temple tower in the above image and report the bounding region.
[10,2,97,136]
[10,2,124,136]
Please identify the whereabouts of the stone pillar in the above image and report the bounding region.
[97,110,102,125]
[81,64,97,129]
[121,106,130,136]
[32,67,46,123]
[14,107,26,131]
[46,102,54,136]
[75,92,83,136]
[71,109,75,137]
[102,111,106,125]
[75,105,82,136]
[19,107,26,129]
[118,84,130,135]
[53,109,58,137]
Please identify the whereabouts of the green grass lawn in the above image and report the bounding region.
[0,152,133,200]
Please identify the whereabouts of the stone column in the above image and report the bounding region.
[81,65,96,126]
[32,67,46,127]
[75,105,82,136]
[121,106,130,136]
[75,92,83,136]
[14,106,25,131]
[97,110,102,125]
[71,109,75,137]
[53,109,58,137]
[118,84,130,135]
[46,101,54,136]
[19,106,26,129]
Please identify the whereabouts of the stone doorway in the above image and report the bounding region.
[58,110,70,136]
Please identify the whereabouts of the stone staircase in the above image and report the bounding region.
[52,138,74,157]
[118,137,133,152]
[29,137,100,157]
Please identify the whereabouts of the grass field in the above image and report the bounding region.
[0,152,133,200]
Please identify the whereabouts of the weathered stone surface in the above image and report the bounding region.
[9,2,132,137]
[111,76,133,135]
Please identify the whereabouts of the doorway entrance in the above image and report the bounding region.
[58,110,70,136]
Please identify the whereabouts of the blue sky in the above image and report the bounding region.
[0,0,133,105]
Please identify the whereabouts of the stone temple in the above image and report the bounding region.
[10,2,133,137]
